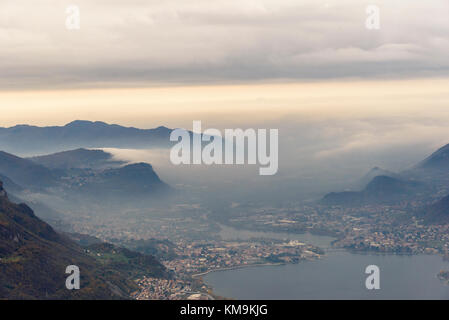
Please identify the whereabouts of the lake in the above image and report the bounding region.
[218,224,335,248]
[206,225,449,299]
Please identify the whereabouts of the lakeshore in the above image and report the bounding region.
[192,262,285,278]
[203,226,449,300]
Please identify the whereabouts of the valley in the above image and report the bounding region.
[2,121,449,299]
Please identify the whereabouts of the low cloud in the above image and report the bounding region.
[98,109,449,203]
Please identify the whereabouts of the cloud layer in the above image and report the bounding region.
[1,0,448,89]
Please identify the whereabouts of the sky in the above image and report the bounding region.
[0,0,449,198]
[0,0,448,126]
[0,78,449,129]
[0,0,448,90]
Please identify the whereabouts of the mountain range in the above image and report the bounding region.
[29,148,125,170]
[322,143,449,220]
[417,144,449,170]
[0,181,169,299]
[71,162,171,202]
[322,175,425,206]
[357,166,400,188]
[0,120,174,155]
[0,151,59,189]
[0,148,170,197]
[420,195,449,225]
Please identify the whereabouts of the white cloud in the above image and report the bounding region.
[0,0,448,88]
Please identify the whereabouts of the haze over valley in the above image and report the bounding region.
[1,0,449,300]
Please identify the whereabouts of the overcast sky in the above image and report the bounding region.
[1,0,448,89]
[1,1,449,198]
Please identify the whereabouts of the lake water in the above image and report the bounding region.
[206,225,449,299]
[218,224,335,248]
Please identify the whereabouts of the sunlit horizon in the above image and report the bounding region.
[1,77,449,130]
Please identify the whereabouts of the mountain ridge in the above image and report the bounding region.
[420,194,449,224]
[0,149,172,210]
[322,175,425,206]
[0,180,169,299]
[29,148,125,170]
[0,120,175,155]
[417,143,449,170]
[0,151,59,189]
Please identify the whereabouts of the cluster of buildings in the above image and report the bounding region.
[225,202,449,256]
[132,277,211,300]
[132,239,321,300]
[65,204,216,243]
[61,197,449,300]
[332,219,449,255]
[163,239,321,276]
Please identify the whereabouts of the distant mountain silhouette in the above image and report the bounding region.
[322,175,425,206]
[0,150,171,207]
[74,162,171,200]
[420,195,449,224]
[29,148,125,170]
[0,120,173,155]
[324,143,449,207]
[0,173,61,222]
[401,143,449,189]
[0,173,24,194]
[364,175,420,195]
[417,144,449,170]
[0,180,169,299]
[0,151,59,189]
[358,167,400,188]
